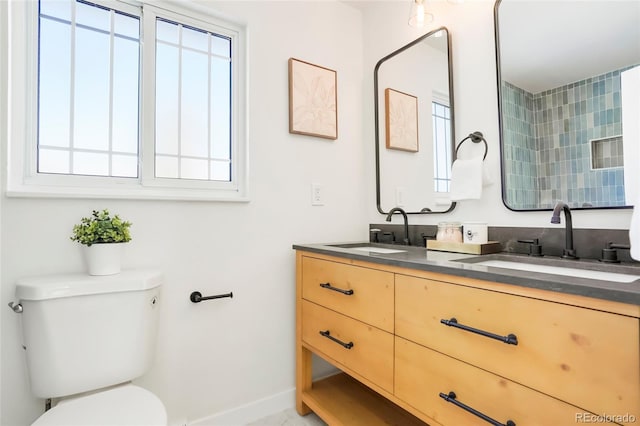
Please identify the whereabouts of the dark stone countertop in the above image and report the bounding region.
[293,242,640,307]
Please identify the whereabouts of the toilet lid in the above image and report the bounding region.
[32,384,167,426]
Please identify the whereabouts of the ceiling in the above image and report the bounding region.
[498,1,640,93]
[344,0,639,94]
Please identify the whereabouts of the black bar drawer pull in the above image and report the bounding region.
[319,330,354,349]
[440,317,518,345]
[439,391,515,426]
[319,282,354,295]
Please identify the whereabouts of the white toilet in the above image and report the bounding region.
[12,269,167,426]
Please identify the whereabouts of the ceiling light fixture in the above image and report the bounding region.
[408,0,434,28]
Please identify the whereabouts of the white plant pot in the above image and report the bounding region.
[84,243,124,276]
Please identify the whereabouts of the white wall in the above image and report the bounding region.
[0,0,5,423]
[363,0,635,230]
[622,66,640,204]
[2,1,635,425]
[1,1,365,425]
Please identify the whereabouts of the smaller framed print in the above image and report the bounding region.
[288,58,338,140]
[385,88,419,152]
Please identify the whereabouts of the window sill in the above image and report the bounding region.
[6,182,250,202]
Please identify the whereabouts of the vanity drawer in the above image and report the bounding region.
[301,300,394,393]
[301,256,394,332]
[395,337,616,426]
[395,274,640,421]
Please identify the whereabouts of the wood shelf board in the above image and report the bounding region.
[426,240,502,255]
[301,373,430,426]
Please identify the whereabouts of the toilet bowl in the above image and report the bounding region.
[32,384,166,426]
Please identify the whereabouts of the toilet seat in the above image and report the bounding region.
[32,384,167,426]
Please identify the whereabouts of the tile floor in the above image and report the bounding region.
[246,408,326,426]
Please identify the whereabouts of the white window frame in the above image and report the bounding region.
[432,90,451,193]
[4,0,249,201]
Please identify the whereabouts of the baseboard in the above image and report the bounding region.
[188,387,295,426]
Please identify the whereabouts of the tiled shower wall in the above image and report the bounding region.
[502,66,634,209]
[501,81,539,209]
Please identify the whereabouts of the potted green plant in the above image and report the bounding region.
[71,209,132,275]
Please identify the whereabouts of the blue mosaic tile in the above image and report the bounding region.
[501,65,636,209]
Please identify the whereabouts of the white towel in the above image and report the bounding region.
[449,157,483,201]
[630,193,640,261]
[482,163,494,187]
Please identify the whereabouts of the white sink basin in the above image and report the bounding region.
[327,243,408,254]
[476,260,640,283]
[350,246,407,254]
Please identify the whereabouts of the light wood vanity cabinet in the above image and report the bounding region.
[301,256,394,332]
[301,299,394,393]
[395,337,588,425]
[396,274,640,420]
[296,250,640,426]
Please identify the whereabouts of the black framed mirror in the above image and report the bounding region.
[494,0,640,211]
[374,27,456,215]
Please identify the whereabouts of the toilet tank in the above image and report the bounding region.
[15,270,163,399]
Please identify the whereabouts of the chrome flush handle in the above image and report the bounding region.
[8,302,23,313]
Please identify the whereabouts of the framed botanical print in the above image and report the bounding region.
[288,58,338,140]
[385,88,418,152]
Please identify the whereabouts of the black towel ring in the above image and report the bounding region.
[455,131,488,160]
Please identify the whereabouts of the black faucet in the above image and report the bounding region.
[517,238,543,256]
[386,207,410,245]
[600,242,631,263]
[550,201,578,259]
